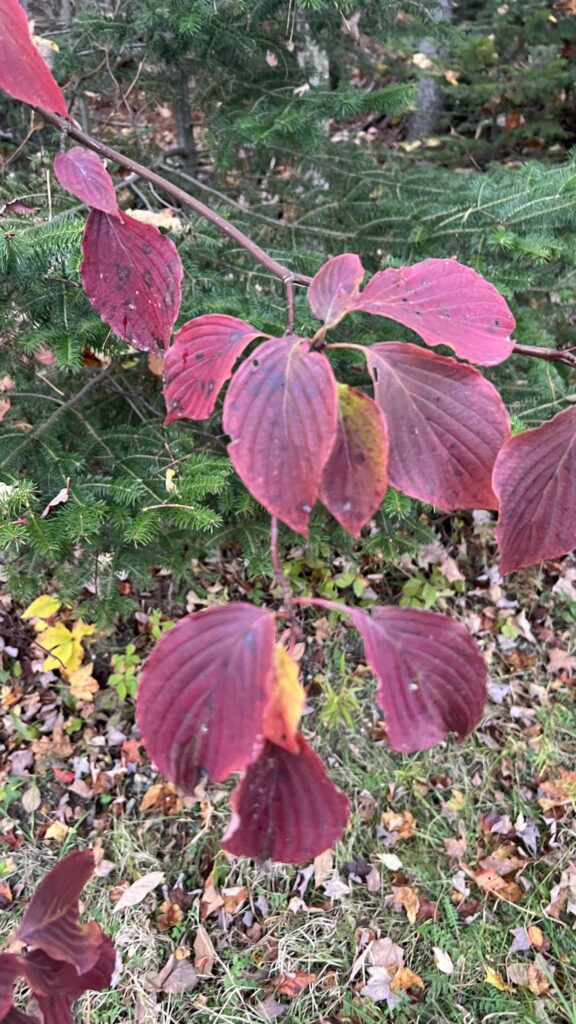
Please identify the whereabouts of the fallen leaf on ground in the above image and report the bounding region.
[538,771,576,812]
[222,885,249,915]
[41,482,70,518]
[21,594,61,620]
[21,785,41,814]
[68,662,100,701]
[145,955,198,995]
[507,961,551,995]
[433,947,454,974]
[140,782,181,814]
[314,849,333,886]
[112,871,165,911]
[275,972,316,997]
[444,832,467,859]
[44,821,70,842]
[194,925,215,976]
[545,861,576,919]
[200,875,224,920]
[380,853,403,871]
[381,809,415,840]
[387,885,420,924]
[357,790,376,822]
[157,900,184,931]
[390,966,425,992]
[485,967,513,991]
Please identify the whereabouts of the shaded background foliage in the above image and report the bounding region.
[0,0,575,621]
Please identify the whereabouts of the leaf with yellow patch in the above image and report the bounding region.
[44,821,71,843]
[390,967,425,992]
[41,620,94,674]
[262,644,306,752]
[68,663,100,702]
[22,594,61,620]
[484,967,513,992]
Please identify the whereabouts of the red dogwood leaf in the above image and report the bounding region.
[347,606,487,752]
[23,940,115,1024]
[365,343,509,510]
[223,337,338,535]
[81,210,183,352]
[319,384,388,535]
[54,148,119,216]
[17,851,102,975]
[493,405,576,574]
[0,955,22,1020]
[308,253,364,328]
[0,0,68,115]
[164,314,266,423]
[137,603,276,791]
[3,1011,39,1024]
[354,259,515,366]
[222,736,349,863]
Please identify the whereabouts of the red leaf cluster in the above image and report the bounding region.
[0,852,114,1024]
[137,598,487,862]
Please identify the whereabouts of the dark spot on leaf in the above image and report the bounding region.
[141,243,152,255]
[116,264,130,284]
[143,269,153,287]
[354,452,366,465]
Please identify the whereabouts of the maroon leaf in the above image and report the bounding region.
[221,736,349,863]
[223,337,338,535]
[493,406,576,574]
[23,939,115,1024]
[308,253,364,328]
[164,315,267,423]
[17,851,102,975]
[365,343,509,510]
[54,149,118,216]
[0,954,22,1019]
[354,259,515,366]
[319,384,388,536]
[137,603,276,791]
[4,1011,40,1024]
[0,0,68,115]
[347,607,487,752]
[81,210,183,352]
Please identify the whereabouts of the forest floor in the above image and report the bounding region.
[1,520,576,1024]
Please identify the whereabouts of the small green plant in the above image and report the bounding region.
[319,652,363,731]
[108,643,141,700]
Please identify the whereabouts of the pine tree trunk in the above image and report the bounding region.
[407,0,452,142]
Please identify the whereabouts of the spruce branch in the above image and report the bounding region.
[34,108,576,370]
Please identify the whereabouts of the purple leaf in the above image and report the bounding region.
[164,314,267,423]
[319,384,388,536]
[137,603,276,791]
[23,938,115,1024]
[354,259,515,366]
[0,954,23,1020]
[222,736,349,863]
[365,343,510,509]
[54,149,119,216]
[17,851,102,976]
[347,606,487,752]
[223,337,338,535]
[308,254,364,328]
[493,406,576,574]
[0,0,68,115]
[81,210,183,352]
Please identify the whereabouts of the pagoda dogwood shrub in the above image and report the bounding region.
[1,0,575,863]
[0,851,115,1024]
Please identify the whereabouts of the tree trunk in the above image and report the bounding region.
[407,0,452,142]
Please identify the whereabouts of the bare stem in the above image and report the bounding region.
[270,516,297,623]
[34,109,576,369]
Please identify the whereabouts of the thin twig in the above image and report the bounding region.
[270,516,295,621]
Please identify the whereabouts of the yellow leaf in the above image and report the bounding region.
[412,52,434,70]
[68,663,100,702]
[484,967,513,992]
[45,821,70,843]
[262,644,306,752]
[390,967,425,991]
[41,623,88,674]
[72,620,96,641]
[21,595,61,620]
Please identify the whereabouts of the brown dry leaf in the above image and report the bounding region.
[44,821,70,843]
[485,967,513,991]
[112,871,165,912]
[31,726,73,761]
[200,875,224,921]
[433,947,454,975]
[147,351,165,377]
[68,663,100,702]
[145,955,198,995]
[275,972,316,997]
[538,771,576,811]
[256,995,287,1021]
[527,925,546,950]
[507,962,550,995]
[545,861,576,919]
[381,809,415,840]
[157,900,184,932]
[390,967,425,992]
[389,886,420,924]
[21,785,41,814]
[314,849,334,887]
[358,790,376,823]
[0,882,13,907]
[546,647,576,675]
[222,885,249,915]
[125,208,183,233]
[444,832,467,859]
[139,782,182,815]
[194,925,215,977]
[41,482,70,518]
